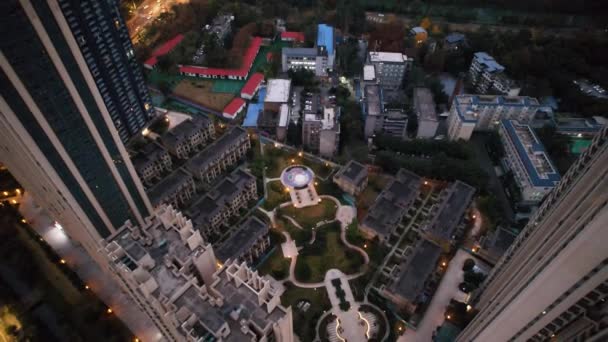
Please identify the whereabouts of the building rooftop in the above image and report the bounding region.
[483,226,517,259]
[335,160,368,188]
[445,33,466,44]
[281,31,305,42]
[104,206,290,341]
[363,64,376,81]
[414,88,438,122]
[304,106,338,130]
[452,95,540,123]
[410,27,427,34]
[223,98,246,118]
[278,104,290,128]
[144,34,184,68]
[186,168,255,229]
[501,120,561,187]
[131,142,168,172]
[369,51,407,63]
[241,73,265,97]
[364,85,382,116]
[185,126,248,172]
[243,87,266,127]
[160,115,212,150]
[362,169,421,237]
[473,52,505,73]
[216,216,269,262]
[390,239,441,301]
[554,116,607,133]
[282,47,318,58]
[317,24,334,55]
[425,181,475,241]
[179,37,262,78]
[147,169,193,206]
[265,79,292,103]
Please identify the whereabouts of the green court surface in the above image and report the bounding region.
[570,139,592,154]
[211,79,245,93]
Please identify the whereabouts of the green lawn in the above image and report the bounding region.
[263,180,290,210]
[295,223,365,283]
[275,217,311,245]
[281,283,331,342]
[280,200,338,229]
[256,247,290,280]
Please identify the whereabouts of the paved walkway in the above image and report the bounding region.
[399,250,481,342]
[324,269,367,342]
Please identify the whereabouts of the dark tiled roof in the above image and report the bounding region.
[147,169,193,206]
[391,239,441,300]
[425,181,475,240]
[216,217,268,262]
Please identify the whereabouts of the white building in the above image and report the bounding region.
[447,95,541,141]
[367,51,412,89]
[469,52,520,96]
[265,79,292,112]
[414,88,439,138]
[281,24,335,77]
[103,205,294,342]
[498,120,560,204]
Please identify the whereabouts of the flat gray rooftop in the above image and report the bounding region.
[426,181,475,240]
[216,216,269,262]
[185,126,247,171]
[391,239,442,301]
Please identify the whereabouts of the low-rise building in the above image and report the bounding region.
[280,31,305,43]
[280,25,335,77]
[554,116,607,138]
[333,160,368,196]
[216,216,270,265]
[223,98,246,120]
[131,142,172,184]
[240,72,265,100]
[414,87,439,138]
[447,95,541,141]
[146,168,196,208]
[186,168,257,239]
[469,52,520,96]
[381,239,441,313]
[302,106,340,157]
[444,32,466,52]
[102,205,293,342]
[410,27,428,45]
[422,180,475,244]
[499,120,561,204]
[185,126,250,185]
[367,52,412,89]
[160,115,215,159]
[360,169,421,242]
[265,79,292,113]
[479,226,518,265]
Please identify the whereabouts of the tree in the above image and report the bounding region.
[462,258,476,272]
[295,261,311,281]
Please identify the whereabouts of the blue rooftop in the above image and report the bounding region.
[501,120,560,188]
[445,33,466,44]
[474,52,505,73]
[243,87,266,127]
[317,24,334,55]
[453,95,540,123]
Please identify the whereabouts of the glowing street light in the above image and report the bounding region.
[298,152,303,157]
[60,259,66,264]
[446,315,451,320]
[291,159,295,163]
[20,219,27,224]
[85,285,90,290]
[107,308,113,314]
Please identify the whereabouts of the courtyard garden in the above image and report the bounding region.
[281,283,331,342]
[256,247,290,280]
[278,199,338,229]
[262,143,334,179]
[294,222,365,283]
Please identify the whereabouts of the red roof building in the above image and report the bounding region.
[281,31,305,43]
[223,98,246,119]
[179,37,263,80]
[240,73,265,100]
[144,34,185,69]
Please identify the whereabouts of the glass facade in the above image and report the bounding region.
[0,0,151,236]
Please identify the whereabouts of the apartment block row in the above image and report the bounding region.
[102,205,293,342]
[185,126,251,185]
[447,94,541,141]
[186,168,258,239]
